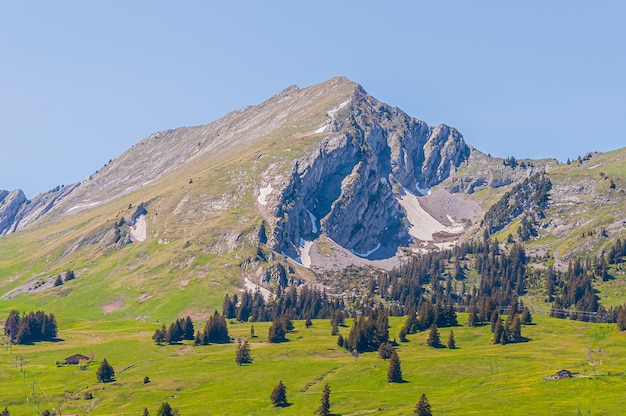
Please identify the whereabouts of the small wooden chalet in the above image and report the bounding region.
[556,369,573,379]
[64,353,90,365]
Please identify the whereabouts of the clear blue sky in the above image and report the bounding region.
[2,1,625,197]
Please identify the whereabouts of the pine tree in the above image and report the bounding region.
[152,324,166,345]
[317,383,331,416]
[165,321,182,344]
[414,393,432,416]
[268,319,287,343]
[305,317,313,328]
[156,402,173,416]
[270,380,288,407]
[0,407,9,416]
[387,349,403,382]
[378,342,394,359]
[182,316,195,340]
[235,337,253,365]
[447,330,456,349]
[96,358,115,383]
[490,310,500,333]
[493,318,504,344]
[521,306,533,325]
[250,324,255,338]
[427,324,441,348]
[399,326,408,342]
[337,334,344,348]
[142,408,150,416]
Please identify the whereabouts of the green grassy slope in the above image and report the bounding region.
[0,315,622,415]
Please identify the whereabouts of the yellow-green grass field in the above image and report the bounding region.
[0,314,624,415]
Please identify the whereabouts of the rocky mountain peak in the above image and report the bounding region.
[259,82,471,265]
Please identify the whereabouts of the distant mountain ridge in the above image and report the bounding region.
[1,77,624,277]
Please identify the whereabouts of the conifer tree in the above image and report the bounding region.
[399,326,408,342]
[152,324,166,345]
[305,317,313,328]
[96,358,115,383]
[337,333,344,348]
[165,321,182,344]
[0,407,8,416]
[182,316,195,340]
[317,383,331,416]
[156,402,173,416]
[250,324,255,338]
[510,314,522,342]
[490,310,500,333]
[268,319,287,343]
[493,318,504,344]
[387,349,403,382]
[447,330,456,349]
[235,337,253,365]
[521,306,533,325]
[427,324,441,348]
[142,408,150,416]
[414,393,432,416]
[270,380,288,407]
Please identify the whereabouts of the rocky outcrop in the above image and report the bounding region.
[269,84,471,260]
[0,189,27,235]
[0,184,80,235]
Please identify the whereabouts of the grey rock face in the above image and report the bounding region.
[272,85,470,259]
[0,189,27,235]
[0,184,80,235]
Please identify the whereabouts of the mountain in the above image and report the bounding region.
[0,77,625,319]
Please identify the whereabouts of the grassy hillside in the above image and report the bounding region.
[0,315,623,415]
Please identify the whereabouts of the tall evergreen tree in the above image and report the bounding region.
[152,324,166,345]
[268,318,287,343]
[182,316,195,340]
[414,393,432,416]
[427,324,441,348]
[387,349,403,383]
[165,321,182,344]
[317,383,331,416]
[235,337,253,365]
[96,358,115,383]
[493,318,504,344]
[270,380,288,407]
[447,330,456,349]
[156,402,173,416]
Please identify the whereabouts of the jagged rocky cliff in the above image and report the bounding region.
[264,84,470,261]
[0,184,79,235]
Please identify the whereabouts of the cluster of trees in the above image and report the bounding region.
[482,173,551,236]
[343,306,388,352]
[222,285,344,323]
[53,269,76,287]
[152,316,194,345]
[268,315,293,343]
[606,238,626,265]
[548,260,599,321]
[142,402,180,416]
[194,312,230,345]
[490,309,525,344]
[152,313,231,346]
[400,301,457,341]
[4,310,58,344]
